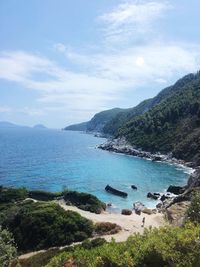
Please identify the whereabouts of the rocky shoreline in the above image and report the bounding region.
[98,137,200,224]
[98,137,196,169]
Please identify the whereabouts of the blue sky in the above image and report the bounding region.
[0,0,200,128]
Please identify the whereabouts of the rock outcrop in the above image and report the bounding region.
[121,209,132,215]
[133,201,146,215]
[165,201,190,226]
[167,185,185,195]
[98,138,187,166]
[147,192,159,200]
[158,169,200,225]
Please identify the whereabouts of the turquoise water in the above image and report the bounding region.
[0,128,190,211]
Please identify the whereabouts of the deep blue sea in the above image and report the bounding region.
[0,128,191,211]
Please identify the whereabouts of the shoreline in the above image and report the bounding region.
[18,199,165,260]
[57,200,165,242]
[97,137,196,172]
[97,137,196,210]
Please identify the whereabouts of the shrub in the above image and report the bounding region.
[94,222,121,235]
[0,226,17,267]
[63,191,106,214]
[186,190,200,223]
[0,186,28,203]
[28,190,62,201]
[45,223,200,267]
[82,238,107,250]
[0,186,106,214]
[1,201,93,252]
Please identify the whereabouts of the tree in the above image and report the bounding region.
[0,226,17,267]
[186,190,200,223]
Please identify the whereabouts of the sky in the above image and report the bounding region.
[0,0,200,128]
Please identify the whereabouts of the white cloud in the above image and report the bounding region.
[54,42,200,86]
[0,1,200,125]
[0,106,12,113]
[99,1,172,43]
[1,41,200,120]
[0,50,125,118]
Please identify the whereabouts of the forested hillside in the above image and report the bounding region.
[117,73,200,164]
[64,72,200,164]
[103,74,197,135]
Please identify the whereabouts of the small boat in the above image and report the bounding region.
[131,185,137,190]
[105,185,128,198]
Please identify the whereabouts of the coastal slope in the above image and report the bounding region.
[116,72,200,164]
[64,71,200,165]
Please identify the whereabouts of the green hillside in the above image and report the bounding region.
[64,72,200,164]
[103,76,194,135]
[117,72,200,164]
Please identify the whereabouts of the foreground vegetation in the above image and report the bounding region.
[10,190,199,267]
[0,227,17,267]
[0,200,93,252]
[46,223,200,267]
[0,186,106,255]
[0,185,116,262]
[1,187,200,266]
[15,238,107,267]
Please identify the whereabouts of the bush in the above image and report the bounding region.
[28,190,62,201]
[186,190,200,223]
[63,191,106,214]
[0,226,17,267]
[17,239,106,267]
[0,186,106,214]
[1,201,93,252]
[0,186,28,203]
[45,223,200,267]
[94,222,121,235]
[82,238,107,250]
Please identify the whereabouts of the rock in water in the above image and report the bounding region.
[105,185,128,198]
[167,185,184,195]
[147,192,158,200]
[131,185,137,190]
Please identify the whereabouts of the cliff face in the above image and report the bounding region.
[162,169,200,225]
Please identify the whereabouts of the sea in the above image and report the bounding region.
[0,128,192,212]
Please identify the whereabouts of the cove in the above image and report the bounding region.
[0,128,190,211]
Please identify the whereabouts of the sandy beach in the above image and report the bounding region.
[58,200,165,242]
[19,199,165,260]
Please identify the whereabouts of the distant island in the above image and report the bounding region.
[33,124,47,129]
[0,121,47,129]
